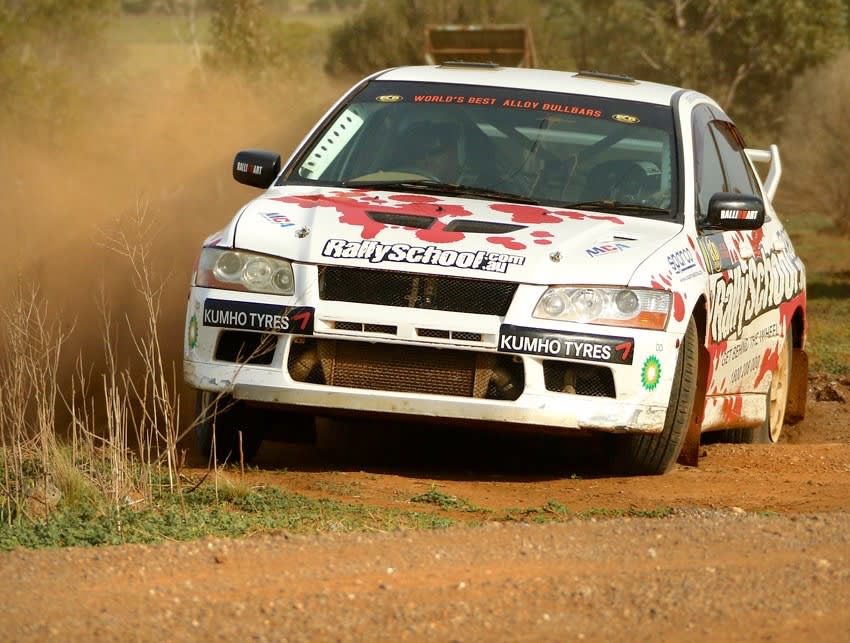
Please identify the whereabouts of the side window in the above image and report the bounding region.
[692,105,726,215]
[710,120,761,197]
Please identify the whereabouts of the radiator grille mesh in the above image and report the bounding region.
[319,266,516,315]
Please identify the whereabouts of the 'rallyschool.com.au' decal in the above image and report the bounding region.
[203,299,314,334]
[499,325,634,365]
[322,239,526,274]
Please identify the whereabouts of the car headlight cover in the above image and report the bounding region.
[534,287,671,329]
[196,248,294,295]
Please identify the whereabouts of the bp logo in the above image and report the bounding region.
[641,355,661,391]
[188,314,199,350]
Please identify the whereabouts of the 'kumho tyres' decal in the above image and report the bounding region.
[203,300,315,334]
[322,239,525,274]
[499,325,634,365]
[709,250,802,342]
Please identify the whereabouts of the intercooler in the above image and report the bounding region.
[288,338,524,401]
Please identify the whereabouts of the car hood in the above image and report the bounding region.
[231,187,682,285]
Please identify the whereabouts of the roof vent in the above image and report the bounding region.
[438,60,501,69]
[575,70,636,84]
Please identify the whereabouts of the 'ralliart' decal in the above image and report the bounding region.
[322,239,526,274]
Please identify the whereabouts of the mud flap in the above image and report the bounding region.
[784,348,808,424]
[677,343,709,467]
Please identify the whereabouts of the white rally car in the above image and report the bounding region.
[184,64,807,474]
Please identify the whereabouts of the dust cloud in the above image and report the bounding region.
[0,59,348,429]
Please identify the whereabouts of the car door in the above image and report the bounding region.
[691,104,787,398]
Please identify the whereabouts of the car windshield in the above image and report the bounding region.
[282,80,678,216]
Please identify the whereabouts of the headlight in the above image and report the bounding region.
[195,248,295,296]
[534,287,671,330]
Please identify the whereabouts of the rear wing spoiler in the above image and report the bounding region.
[745,144,781,203]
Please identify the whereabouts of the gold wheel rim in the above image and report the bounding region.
[768,336,791,443]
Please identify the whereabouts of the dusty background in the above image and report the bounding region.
[1,23,849,643]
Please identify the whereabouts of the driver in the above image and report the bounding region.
[401,121,463,184]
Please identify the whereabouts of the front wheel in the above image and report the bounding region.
[194,391,264,465]
[610,317,699,475]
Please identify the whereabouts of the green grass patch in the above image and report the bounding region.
[782,211,850,375]
[0,484,454,551]
[410,485,483,513]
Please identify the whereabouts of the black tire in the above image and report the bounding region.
[612,317,699,475]
[194,391,264,465]
[711,332,792,444]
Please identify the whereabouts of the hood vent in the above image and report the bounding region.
[443,220,526,234]
[367,211,435,229]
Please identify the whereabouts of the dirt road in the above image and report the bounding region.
[3,373,850,641]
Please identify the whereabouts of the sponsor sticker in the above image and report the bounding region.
[262,212,295,228]
[322,238,526,274]
[586,242,630,258]
[499,325,634,365]
[666,247,698,274]
[187,314,199,349]
[641,355,661,391]
[202,299,314,334]
[720,208,759,221]
[709,250,802,342]
[612,114,640,124]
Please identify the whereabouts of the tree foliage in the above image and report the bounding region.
[324,0,544,76]
[543,0,848,134]
[781,50,850,235]
[325,0,848,134]
[205,0,319,76]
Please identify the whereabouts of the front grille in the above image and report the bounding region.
[417,328,483,342]
[543,361,615,398]
[288,339,523,400]
[215,331,276,365]
[319,266,517,315]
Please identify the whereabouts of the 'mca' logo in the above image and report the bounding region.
[586,243,630,257]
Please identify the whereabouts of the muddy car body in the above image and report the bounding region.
[184,64,807,474]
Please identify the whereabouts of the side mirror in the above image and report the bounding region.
[701,192,765,230]
[233,150,281,189]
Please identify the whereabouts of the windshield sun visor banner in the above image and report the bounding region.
[203,299,314,334]
[499,324,634,365]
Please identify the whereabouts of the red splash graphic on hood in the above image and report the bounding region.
[531,230,554,245]
[272,191,473,242]
[487,236,525,250]
[722,395,743,422]
[489,203,624,226]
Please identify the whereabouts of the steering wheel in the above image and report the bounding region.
[390,166,444,182]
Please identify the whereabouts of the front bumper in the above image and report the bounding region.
[184,284,683,435]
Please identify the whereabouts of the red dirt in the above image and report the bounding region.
[3,377,850,641]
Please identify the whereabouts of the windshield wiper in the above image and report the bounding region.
[564,200,672,217]
[341,179,541,205]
